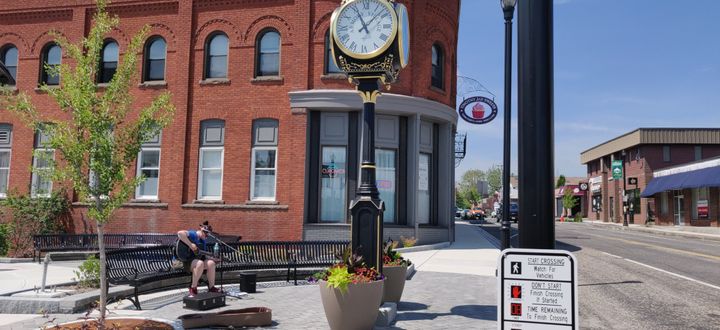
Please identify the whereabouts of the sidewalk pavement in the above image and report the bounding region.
[2,221,502,329]
[0,260,82,295]
[581,219,720,241]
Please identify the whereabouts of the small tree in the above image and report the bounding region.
[486,165,503,194]
[459,169,485,193]
[556,175,566,188]
[562,188,578,218]
[1,0,174,323]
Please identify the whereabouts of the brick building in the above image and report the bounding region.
[0,0,460,243]
[580,128,720,226]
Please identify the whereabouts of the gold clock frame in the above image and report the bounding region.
[331,0,399,61]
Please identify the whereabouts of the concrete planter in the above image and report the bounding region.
[318,279,384,330]
[382,265,408,303]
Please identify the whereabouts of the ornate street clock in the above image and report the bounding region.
[329,0,410,273]
[330,0,409,84]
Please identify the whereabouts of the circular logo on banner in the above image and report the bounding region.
[579,183,589,191]
[458,96,498,125]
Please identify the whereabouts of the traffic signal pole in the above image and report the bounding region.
[517,0,555,249]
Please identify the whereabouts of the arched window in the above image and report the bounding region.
[1,45,18,83]
[431,43,444,89]
[99,40,118,83]
[205,33,228,79]
[256,29,280,77]
[324,30,341,74]
[144,37,166,81]
[40,44,61,85]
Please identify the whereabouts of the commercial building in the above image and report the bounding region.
[0,0,460,243]
[580,128,720,226]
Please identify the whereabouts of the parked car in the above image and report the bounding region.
[495,203,518,222]
[509,202,519,222]
[455,207,463,218]
[461,209,471,220]
[471,207,485,220]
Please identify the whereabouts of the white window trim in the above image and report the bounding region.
[135,147,161,200]
[0,149,10,198]
[250,146,277,201]
[31,149,54,198]
[197,146,224,200]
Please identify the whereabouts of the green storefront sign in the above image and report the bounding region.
[611,160,623,180]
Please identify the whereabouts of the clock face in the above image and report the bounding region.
[332,0,398,59]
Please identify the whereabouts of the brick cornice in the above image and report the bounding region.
[0,9,73,25]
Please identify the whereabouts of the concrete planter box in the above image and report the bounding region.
[319,279,384,330]
[382,265,408,303]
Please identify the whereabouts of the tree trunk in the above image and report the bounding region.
[97,219,107,328]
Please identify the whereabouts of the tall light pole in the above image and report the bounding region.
[500,0,516,250]
[622,150,629,227]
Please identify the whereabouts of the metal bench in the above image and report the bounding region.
[104,240,348,309]
[32,233,239,262]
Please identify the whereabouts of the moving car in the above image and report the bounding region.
[471,207,485,220]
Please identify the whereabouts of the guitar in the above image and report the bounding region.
[175,239,219,262]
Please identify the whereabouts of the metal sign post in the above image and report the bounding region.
[498,248,579,330]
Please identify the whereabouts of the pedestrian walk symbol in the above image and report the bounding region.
[511,262,521,274]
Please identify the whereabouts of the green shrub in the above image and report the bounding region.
[0,223,10,256]
[0,190,69,257]
[400,236,417,248]
[74,255,101,288]
[574,214,583,222]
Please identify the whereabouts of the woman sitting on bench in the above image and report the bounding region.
[177,221,220,297]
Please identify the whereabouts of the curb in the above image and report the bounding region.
[574,222,720,242]
[395,241,451,253]
[0,257,34,263]
[475,226,501,249]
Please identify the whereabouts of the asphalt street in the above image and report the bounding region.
[477,219,720,330]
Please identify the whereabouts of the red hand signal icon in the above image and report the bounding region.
[511,285,522,299]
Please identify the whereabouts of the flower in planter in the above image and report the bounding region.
[309,246,383,293]
[383,239,412,267]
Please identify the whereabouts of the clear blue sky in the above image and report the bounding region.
[455,0,720,179]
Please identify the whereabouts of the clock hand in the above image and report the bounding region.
[360,8,383,32]
[352,6,371,34]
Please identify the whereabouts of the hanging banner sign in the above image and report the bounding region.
[611,160,623,180]
[458,96,498,125]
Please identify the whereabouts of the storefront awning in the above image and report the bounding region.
[641,166,720,197]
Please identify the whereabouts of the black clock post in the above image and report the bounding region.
[330,0,410,273]
[350,77,385,274]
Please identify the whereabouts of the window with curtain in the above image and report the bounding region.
[99,40,118,83]
[324,30,341,74]
[1,45,18,83]
[431,44,443,89]
[136,132,161,199]
[376,149,396,223]
[256,30,280,76]
[198,120,224,200]
[40,44,61,85]
[144,37,166,81]
[320,146,347,222]
[417,153,431,224]
[692,187,709,219]
[0,124,11,198]
[31,128,54,198]
[250,119,278,201]
[205,33,228,79]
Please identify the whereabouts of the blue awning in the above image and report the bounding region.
[641,165,720,197]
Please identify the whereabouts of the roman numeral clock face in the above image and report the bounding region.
[333,0,398,59]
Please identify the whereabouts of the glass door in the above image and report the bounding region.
[673,191,684,226]
[320,146,347,222]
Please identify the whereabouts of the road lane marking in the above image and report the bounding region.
[599,235,720,261]
[601,251,720,291]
